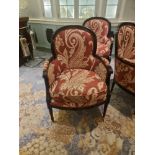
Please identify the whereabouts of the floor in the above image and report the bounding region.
[19,49,135,155]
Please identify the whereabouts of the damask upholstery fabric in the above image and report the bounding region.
[117,25,135,63]
[49,69,107,108]
[115,58,135,93]
[43,27,109,108]
[54,29,94,69]
[97,41,111,57]
[45,55,107,87]
[114,23,135,93]
[83,19,113,57]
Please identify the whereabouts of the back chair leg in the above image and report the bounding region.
[111,80,115,92]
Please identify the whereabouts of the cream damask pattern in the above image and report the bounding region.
[84,19,109,42]
[55,29,93,69]
[114,24,135,93]
[50,69,107,108]
[43,28,108,108]
[44,55,108,90]
[117,25,135,62]
[84,19,113,57]
[115,58,135,93]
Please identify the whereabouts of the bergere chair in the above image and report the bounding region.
[43,25,113,122]
[83,17,114,61]
[111,22,135,94]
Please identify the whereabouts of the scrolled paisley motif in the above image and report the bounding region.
[84,18,112,57]
[50,69,107,108]
[54,29,94,69]
[115,58,135,93]
[65,29,87,68]
[85,19,109,43]
[118,25,135,61]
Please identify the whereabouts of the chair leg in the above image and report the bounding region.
[111,80,115,92]
[48,106,54,122]
[102,89,112,120]
[102,102,109,120]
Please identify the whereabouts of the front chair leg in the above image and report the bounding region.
[102,91,111,120]
[102,103,108,118]
[48,106,54,122]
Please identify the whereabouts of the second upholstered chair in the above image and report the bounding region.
[111,22,135,94]
[43,25,113,122]
[83,17,114,61]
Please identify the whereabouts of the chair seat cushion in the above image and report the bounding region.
[49,69,107,108]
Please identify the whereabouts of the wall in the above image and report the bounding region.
[124,0,135,21]
[20,0,135,49]
[30,23,63,49]
[19,0,43,18]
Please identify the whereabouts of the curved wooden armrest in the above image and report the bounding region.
[116,56,135,67]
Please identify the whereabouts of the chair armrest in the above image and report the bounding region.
[43,57,66,86]
[88,55,112,82]
[92,57,113,92]
[43,57,54,78]
[100,57,113,79]
[116,56,135,67]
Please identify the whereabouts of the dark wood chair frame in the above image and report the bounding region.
[43,25,113,123]
[83,17,114,61]
[111,22,135,96]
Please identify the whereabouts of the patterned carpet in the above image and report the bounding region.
[19,51,135,155]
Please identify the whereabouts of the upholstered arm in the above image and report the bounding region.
[115,58,135,93]
[43,58,66,86]
[89,56,113,98]
[96,31,114,59]
[87,55,113,82]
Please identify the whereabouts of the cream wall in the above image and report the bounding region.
[20,0,135,23]
[19,0,43,18]
[123,0,135,21]
[19,0,135,49]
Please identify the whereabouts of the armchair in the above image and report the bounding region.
[83,17,114,61]
[111,22,135,94]
[43,25,113,122]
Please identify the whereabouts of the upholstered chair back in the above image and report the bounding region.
[83,17,110,43]
[52,26,97,69]
[117,23,135,62]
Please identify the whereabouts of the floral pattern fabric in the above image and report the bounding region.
[43,27,108,108]
[115,58,135,93]
[49,69,107,108]
[44,55,108,87]
[84,19,113,57]
[97,41,111,57]
[117,25,135,63]
[54,29,94,69]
